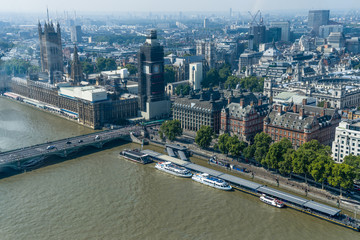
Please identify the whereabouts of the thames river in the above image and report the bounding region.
[0,97,358,240]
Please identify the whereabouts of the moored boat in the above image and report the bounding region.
[119,149,152,164]
[260,194,285,208]
[155,161,192,178]
[192,173,232,191]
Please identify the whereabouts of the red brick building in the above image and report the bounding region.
[220,92,269,142]
[263,100,341,148]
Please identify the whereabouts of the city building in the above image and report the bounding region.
[327,32,345,49]
[173,90,226,134]
[38,21,63,83]
[70,25,82,43]
[346,37,360,54]
[264,100,341,148]
[10,78,138,129]
[308,10,330,35]
[138,30,170,120]
[249,25,266,51]
[270,21,290,42]
[319,25,343,38]
[189,62,203,90]
[238,51,262,72]
[263,77,360,109]
[332,120,360,163]
[266,27,281,43]
[220,92,269,142]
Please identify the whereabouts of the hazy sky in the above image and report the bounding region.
[1,0,360,13]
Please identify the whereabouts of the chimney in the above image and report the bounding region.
[258,99,263,106]
[240,98,245,108]
[299,107,305,120]
[321,109,325,117]
[302,98,307,106]
[277,105,282,115]
[228,96,232,105]
[293,104,297,113]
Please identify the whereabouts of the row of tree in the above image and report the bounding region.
[244,133,356,190]
[2,58,39,75]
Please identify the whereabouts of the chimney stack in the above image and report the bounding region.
[293,104,297,113]
[321,109,325,117]
[258,99,263,106]
[299,107,305,120]
[277,105,282,115]
[228,96,232,105]
[302,98,307,106]
[240,98,245,108]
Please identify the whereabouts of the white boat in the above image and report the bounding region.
[191,173,232,191]
[155,161,192,178]
[260,194,285,208]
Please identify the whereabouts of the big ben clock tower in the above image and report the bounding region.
[138,30,170,120]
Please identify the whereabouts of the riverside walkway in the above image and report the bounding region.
[0,125,142,170]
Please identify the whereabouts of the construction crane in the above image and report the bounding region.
[248,10,262,27]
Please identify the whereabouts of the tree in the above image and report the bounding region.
[159,120,182,141]
[125,64,137,75]
[96,57,117,72]
[253,132,272,163]
[224,76,241,89]
[4,58,38,75]
[202,68,220,88]
[164,65,176,84]
[328,163,355,194]
[239,76,264,92]
[308,154,333,189]
[263,138,292,170]
[344,155,360,181]
[218,64,232,82]
[279,148,295,175]
[195,126,214,149]
[175,84,190,96]
[243,144,256,159]
[228,136,247,158]
[81,60,96,75]
[218,133,230,154]
[291,148,317,183]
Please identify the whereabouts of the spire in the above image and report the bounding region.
[47,7,50,23]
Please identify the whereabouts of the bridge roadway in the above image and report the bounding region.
[0,125,142,166]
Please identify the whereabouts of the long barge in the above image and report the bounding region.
[140,149,360,232]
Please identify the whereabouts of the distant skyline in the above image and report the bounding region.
[1,0,360,13]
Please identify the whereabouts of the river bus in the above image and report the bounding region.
[260,194,285,208]
[155,161,192,178]
[192,173,232,191]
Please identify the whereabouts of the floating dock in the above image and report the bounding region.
[141,149,360,232]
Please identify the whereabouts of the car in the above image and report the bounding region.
[95,135,100,140]
[78,140,83,143]
[46,145,55,150]
[66,141,72,144]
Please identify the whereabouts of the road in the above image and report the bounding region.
[0,125,142,164]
